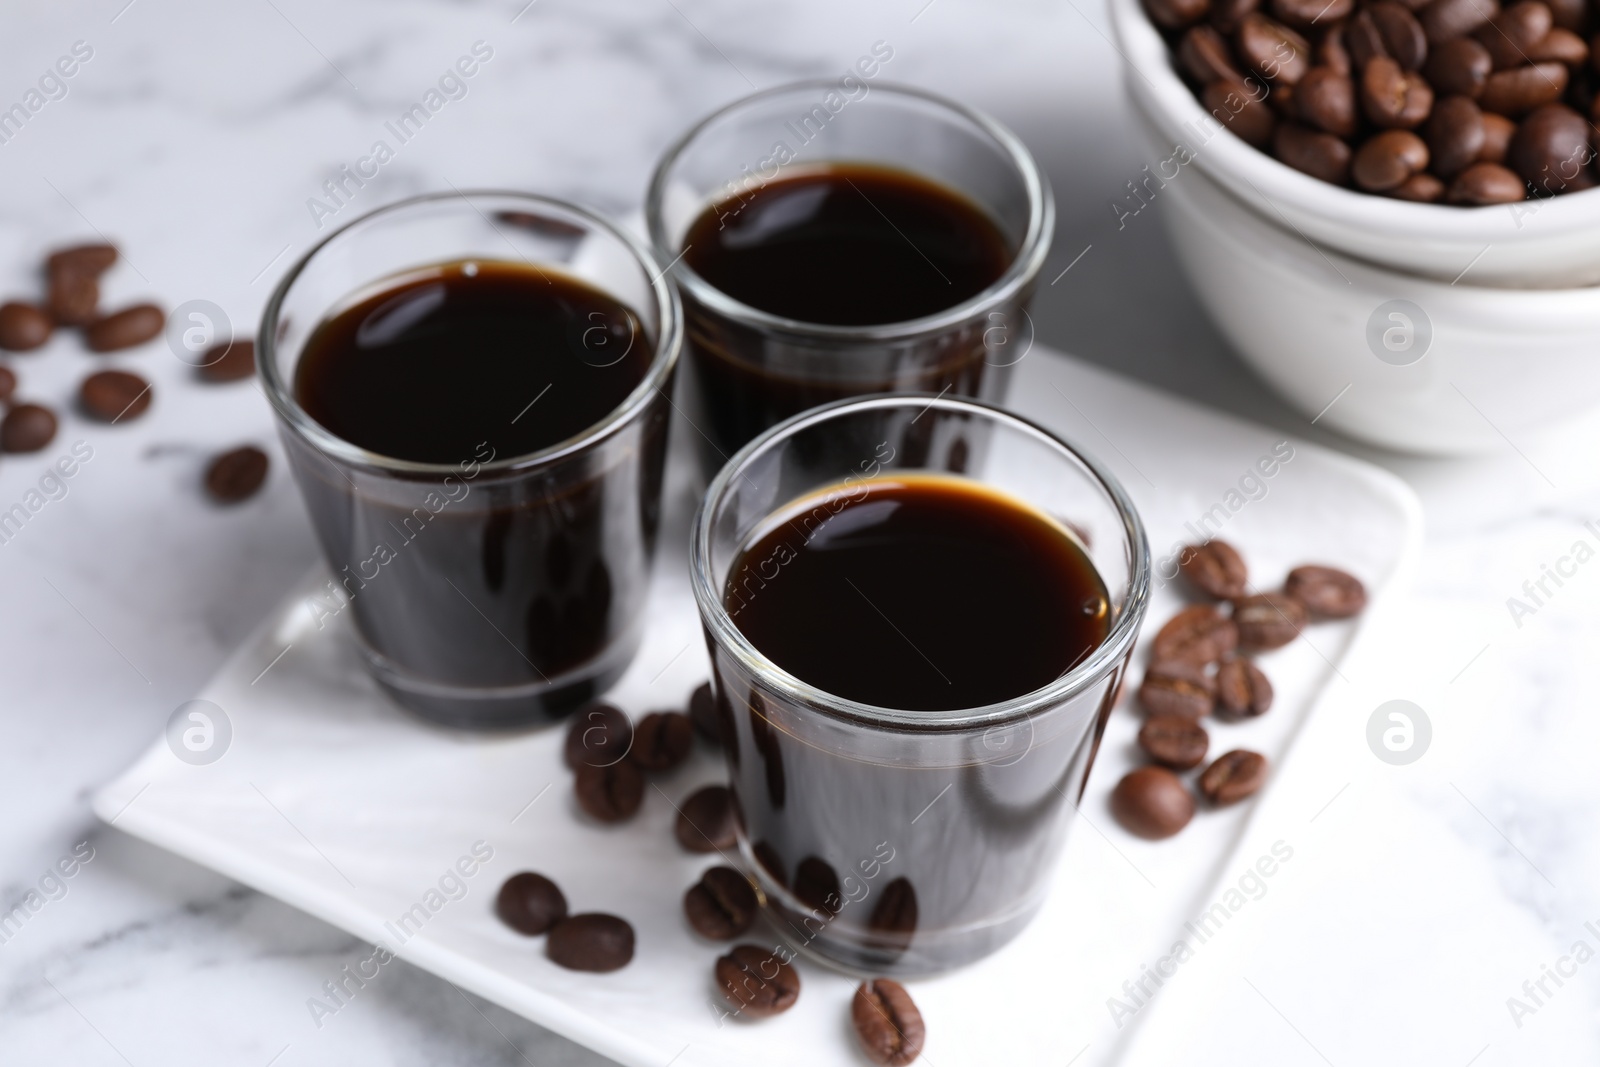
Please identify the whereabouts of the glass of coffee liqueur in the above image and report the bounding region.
[646,80,1053,475]
[259,192,681,729]
[691,395,1149,975]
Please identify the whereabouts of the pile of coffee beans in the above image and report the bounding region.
[0,240,269,502]
[562,695,706,825]
[494,870,636,972]
[1111,540,1367,838]
[1149,0,1600,201]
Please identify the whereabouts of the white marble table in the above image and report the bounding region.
[2,1,1597,1064]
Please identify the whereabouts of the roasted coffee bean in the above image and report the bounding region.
[1138,714,1211,769]
[1354,129,1432,188]
[1181,25,1244,83]
[1426,94,1488,175]
[80,369,152,423]
[793,856,843,914]
[1153,604,1240,665]
[0,302,52,352]
[495,872,568,935]
[1295,66,1359,134]
[46,243,117,327]
[548,913,635,972]
[1346,8,1392,67]
[853,979,926,1067]
[85,304,164,352]
[1145,0,1209,28]
[1390,171,1449,198]
[1111,766,1195,838]
[1426,36,1494,94]
[1285,564,1369,616]
[574,760,645,822]
[869,878,919,950]
[1275,119,1355,180]
[1199,749,1270,804]
[1422,0,1499,45]
[716,944,800,1018]
[46,243,118,278]
[564,702,632,768]
[676,784,738,853]
[1139,662,1217,718]
[198,339,256,383]
[1479,61,1568,114]
[1319,23,1353,72]
[205,445,269,502]
[688,682,721,745]
[1238,13,1312,83]
[1447,159,1528,199]
[1545,0,1583,28]
[1203,77,1278,147]
[1211,0,1260,33]
[1527,27,1588,64]
[1475,0,1552,67]
[1233,592,1308,649]
[1363,56,1435,125]
[1508,103,1596,189]
[0,366,15,403]
[1,403,57,453]
[1271,0,1352,27]
[1372,0,1430,67]
[630,711,693,771]
[1480,110,1518,158]
[1179,539,1251,599]
[684,866,759,940]
[1216,658,1275,716]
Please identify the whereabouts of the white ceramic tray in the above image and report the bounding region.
[93,348,1421,1066]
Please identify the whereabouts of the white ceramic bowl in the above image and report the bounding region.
[1138,110,1600,454]
[1107,0,1600,288]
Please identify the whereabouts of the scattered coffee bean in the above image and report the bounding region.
[1285,564,1368,616]
[0,366,14,403]
[1181,24,1246,81]
[1274,121,1354,181]
[1203,77,1278,147]
[495,872,568,935]
[1,403,58,453]
[0,302,53,352]
[574,760,645,822]
[1138,714,1211,769]
[1390,171,1448,198]
[688,682,722,746]
[853,979,926,1066]
[80,369,152,423]
[1425,94,1487,176]
[1233,592,1308,649]
[1478,111,1517,160]
[1216,657,1276,716]
[564,702,632,768]
[1179,539,1250,599]
[1139,661,1217,718]
[204,445,269,503]
[85,304,165,353]
[716,944,800,1018]
[630,711,694,772]
[547,913,635,972]
[1474,0,1551,68]
[1111,766,1195,838]
[1296,67,1359,135]
[1424,36,1493,95]
[1238,13,1312,83]
[1152,604,1239,665]
[684,866,759,940]
[676,784,738,853]
[1478,61,1568,114]
[1447,159,1529,199]
[46,243,118,278]
[45,243,117,327]
[198,339,256,383]
[1420,0,1498,46]
[1199,749,1270,804]
[1507,103,1595,190]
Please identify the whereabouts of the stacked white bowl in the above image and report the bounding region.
[1108,0,1600,454]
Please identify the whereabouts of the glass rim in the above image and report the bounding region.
[644,79,1056,343]
[689,393,1152,732]
[257,189,684,477]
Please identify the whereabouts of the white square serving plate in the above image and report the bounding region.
[94,348,1421,1067]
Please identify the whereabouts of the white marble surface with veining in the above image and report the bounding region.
[2,1,1598,1064]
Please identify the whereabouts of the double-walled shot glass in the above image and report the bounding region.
[260,192,681,729]
[646,81,1054,476]
[691,395,1150,975]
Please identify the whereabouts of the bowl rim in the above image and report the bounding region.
[1105,0,1600,244]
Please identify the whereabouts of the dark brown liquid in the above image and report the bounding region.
[676,165,1020,468]
[726,475,1109,711]
[683,165,1010,327]
[295,260,650,465]
[284,260,670,725]
[710,475,1119,972]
